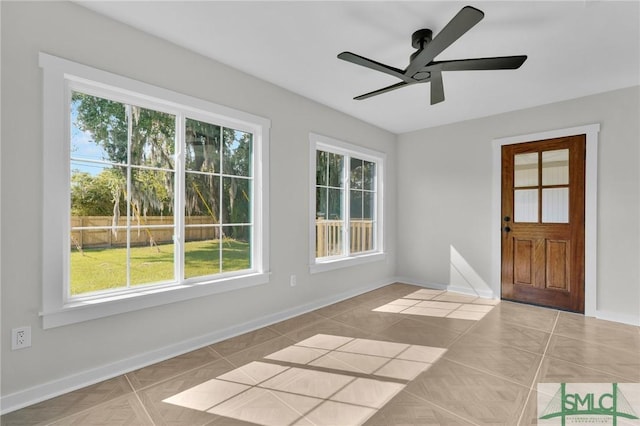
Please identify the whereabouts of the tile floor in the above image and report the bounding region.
[2,283,639,426]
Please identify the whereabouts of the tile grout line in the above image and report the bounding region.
[444,323,556,359]
[130,356,225,393]
[125,374,157,426]
[542,353,638,383]
[222,336,300,369]
[391,297,509,426]
[39,374,149,426]
[402,388,483,426]
[438,304,496,348]
[495,301,562,333]
[551,330,640,356]
[516,310,560,426]
[440,357,536,389]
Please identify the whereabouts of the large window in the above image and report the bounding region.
[70,93,254,295]
[309,134,384,272]
[41,53,270,328]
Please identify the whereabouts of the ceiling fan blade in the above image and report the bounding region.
[405,6,484,77]
[354,81,412,100]
[338,52,412,82]
[434,55,527,71]
[430,68,445,105]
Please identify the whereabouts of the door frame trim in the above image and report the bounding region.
[491,124,600,317]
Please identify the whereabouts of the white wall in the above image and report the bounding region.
[397,86,640,325]
[0,1,397,407]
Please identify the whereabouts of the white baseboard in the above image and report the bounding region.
[595,309,640,326]
[393,276,447,290]
[0,278,395,415]
[447,285,495,299]
[394,277,495,299]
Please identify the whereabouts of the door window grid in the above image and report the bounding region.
[513,149,569,224]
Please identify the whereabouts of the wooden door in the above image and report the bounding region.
[501,135,586,313]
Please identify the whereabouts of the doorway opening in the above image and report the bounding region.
[491,124,599,316]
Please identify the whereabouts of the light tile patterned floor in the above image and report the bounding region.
[159,333,446,425]
[2,283,639,426]
[373,289,500,320]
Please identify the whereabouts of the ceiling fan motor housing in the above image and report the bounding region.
[411,29,433,49]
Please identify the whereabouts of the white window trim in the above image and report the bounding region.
[308,133,385,274]
[40,52,270,328]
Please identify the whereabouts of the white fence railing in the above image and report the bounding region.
[316,219,374,257]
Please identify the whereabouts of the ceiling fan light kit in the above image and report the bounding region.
[338,5,528,105]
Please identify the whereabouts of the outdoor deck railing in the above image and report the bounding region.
[315,219,374,257]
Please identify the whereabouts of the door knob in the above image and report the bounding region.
[503,216,511,222]
[504,226,511,233]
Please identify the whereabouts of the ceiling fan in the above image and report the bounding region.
[337,6,527,105]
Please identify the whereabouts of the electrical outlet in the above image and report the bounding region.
[290,274,297,287]
[12,326,31,350]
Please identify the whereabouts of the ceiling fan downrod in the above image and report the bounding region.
[410,29,434,80]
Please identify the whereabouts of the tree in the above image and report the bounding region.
[72,93,128,164]
[72,92,253,242]
[70,169,125,217]
[185,119,221,225]
[72,93,175,219]
[222,128,252,238]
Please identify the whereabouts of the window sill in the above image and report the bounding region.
[309,252,386,274]
[40,272,270,329]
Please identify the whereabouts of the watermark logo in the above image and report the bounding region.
[538,383,640,425]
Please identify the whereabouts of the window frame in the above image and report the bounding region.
[308,133,385,274]
[40,53,270,328]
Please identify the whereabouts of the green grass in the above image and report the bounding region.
[70,239,250,295]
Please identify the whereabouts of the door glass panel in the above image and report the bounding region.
[514,153,538,187]
[514,189,538,222]
[542,188,569,223]
[542,149,569,185]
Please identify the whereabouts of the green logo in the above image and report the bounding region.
[539,383,639,425]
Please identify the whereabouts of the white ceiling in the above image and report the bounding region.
[77,1,640,134]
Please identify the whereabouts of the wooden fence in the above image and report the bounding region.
[71,216,374,254]
[316,219,374,257]
[70,216,221,249]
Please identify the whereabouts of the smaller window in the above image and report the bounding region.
[309,133,385,273]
